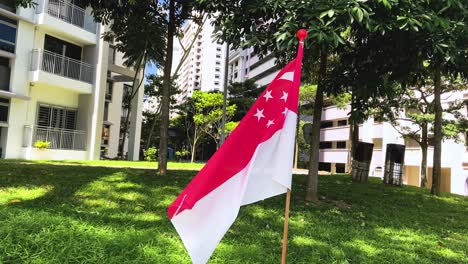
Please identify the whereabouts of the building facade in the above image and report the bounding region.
[316,93,468,196]
[228,47,280,88]
[0,0,143,161]
[172,18,227,103]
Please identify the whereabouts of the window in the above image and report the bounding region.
[215,75,220,79]
[0,1,16,12]
[0,98,9,123]
[319,162,331,172]
[336,141,347,149]
[214,81,220,86]
[320,121,333,129]
[0,57,10,91]
[109,45,116,64]
[215,68,220,72]
[336,163,346,173]
[216,61,221,65]
[105,81,113,101]
[337,119,348,126]
[245,68,249,75]
[319,141,332,149]
[234,72,238,79]
[0,15,17,53]
[103,102,109,121]
[44,35,82,60]
[37,104,77,130]
[216,54,221,59]
[216,47,221,52]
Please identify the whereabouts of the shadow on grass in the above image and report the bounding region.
[0,163,467,263]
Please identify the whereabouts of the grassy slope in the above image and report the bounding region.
[0,162,466,264]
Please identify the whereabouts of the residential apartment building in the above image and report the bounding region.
[228,46,280,88]
[0,0,144,161]
[316,92,468,196]
[172,18,227,103]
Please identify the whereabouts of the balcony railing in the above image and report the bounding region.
[24,125,87,150]
[31,49,94,84]
[37,0,96,33]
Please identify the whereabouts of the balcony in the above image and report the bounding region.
[30,49,94,93]
[35,0,97,44]
[24,125,87,150]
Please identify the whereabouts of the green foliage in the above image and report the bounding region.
[228,80,260,121]
[33,140,50,150]
[175,149,190,161]
[190,91,237,146]
[224,121,239,136]
[0,161,467,263]
[143,147,158,162]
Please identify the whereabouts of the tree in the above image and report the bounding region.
[141,74,181,150]
[383,82,467,188]
[179,91,237,162]
[227,79,261,121]
[393,0,467,194]
[199,0,376,202]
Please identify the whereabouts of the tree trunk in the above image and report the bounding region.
[157,0,175,176]
[305,50,327,203]
[191,141,197,163]
[431,61,442,195]
[118,103,131,159]
[350,115,359,180]
[420,122,428,188]
[145,114,158,150]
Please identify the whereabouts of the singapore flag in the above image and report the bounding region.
[168,43,304,264]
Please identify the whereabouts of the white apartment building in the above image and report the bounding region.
[0,0,144,161]
[172,18,227,103]
[228,47,280,87]
[316,92,468,196]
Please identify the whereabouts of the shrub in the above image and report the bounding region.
[34,140,50,150]
[144,147,158,162]
[175,149,190,161]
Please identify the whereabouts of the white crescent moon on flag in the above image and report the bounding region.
[279,71,294,81]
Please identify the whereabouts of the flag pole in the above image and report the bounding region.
[281,28,307,264]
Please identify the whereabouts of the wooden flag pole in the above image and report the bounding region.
[281,28,307,264]
[281,189,292,264]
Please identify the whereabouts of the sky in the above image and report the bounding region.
[146,63,158,76]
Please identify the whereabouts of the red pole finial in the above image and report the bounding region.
[296,29,307,42]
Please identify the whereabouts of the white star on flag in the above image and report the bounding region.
[282,107,288,115]
[280,91,288,102]
[266,119,275,128]
[253,109,265,121]
[263,90,273,102]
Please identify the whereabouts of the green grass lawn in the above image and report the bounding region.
[0,162,467,263]
[0,159,205,170]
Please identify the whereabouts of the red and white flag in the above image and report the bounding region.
[168,32,306,264]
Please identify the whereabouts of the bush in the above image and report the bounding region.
[34,140,50,150]
[144,147,158,162]
[175,149,190,161]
